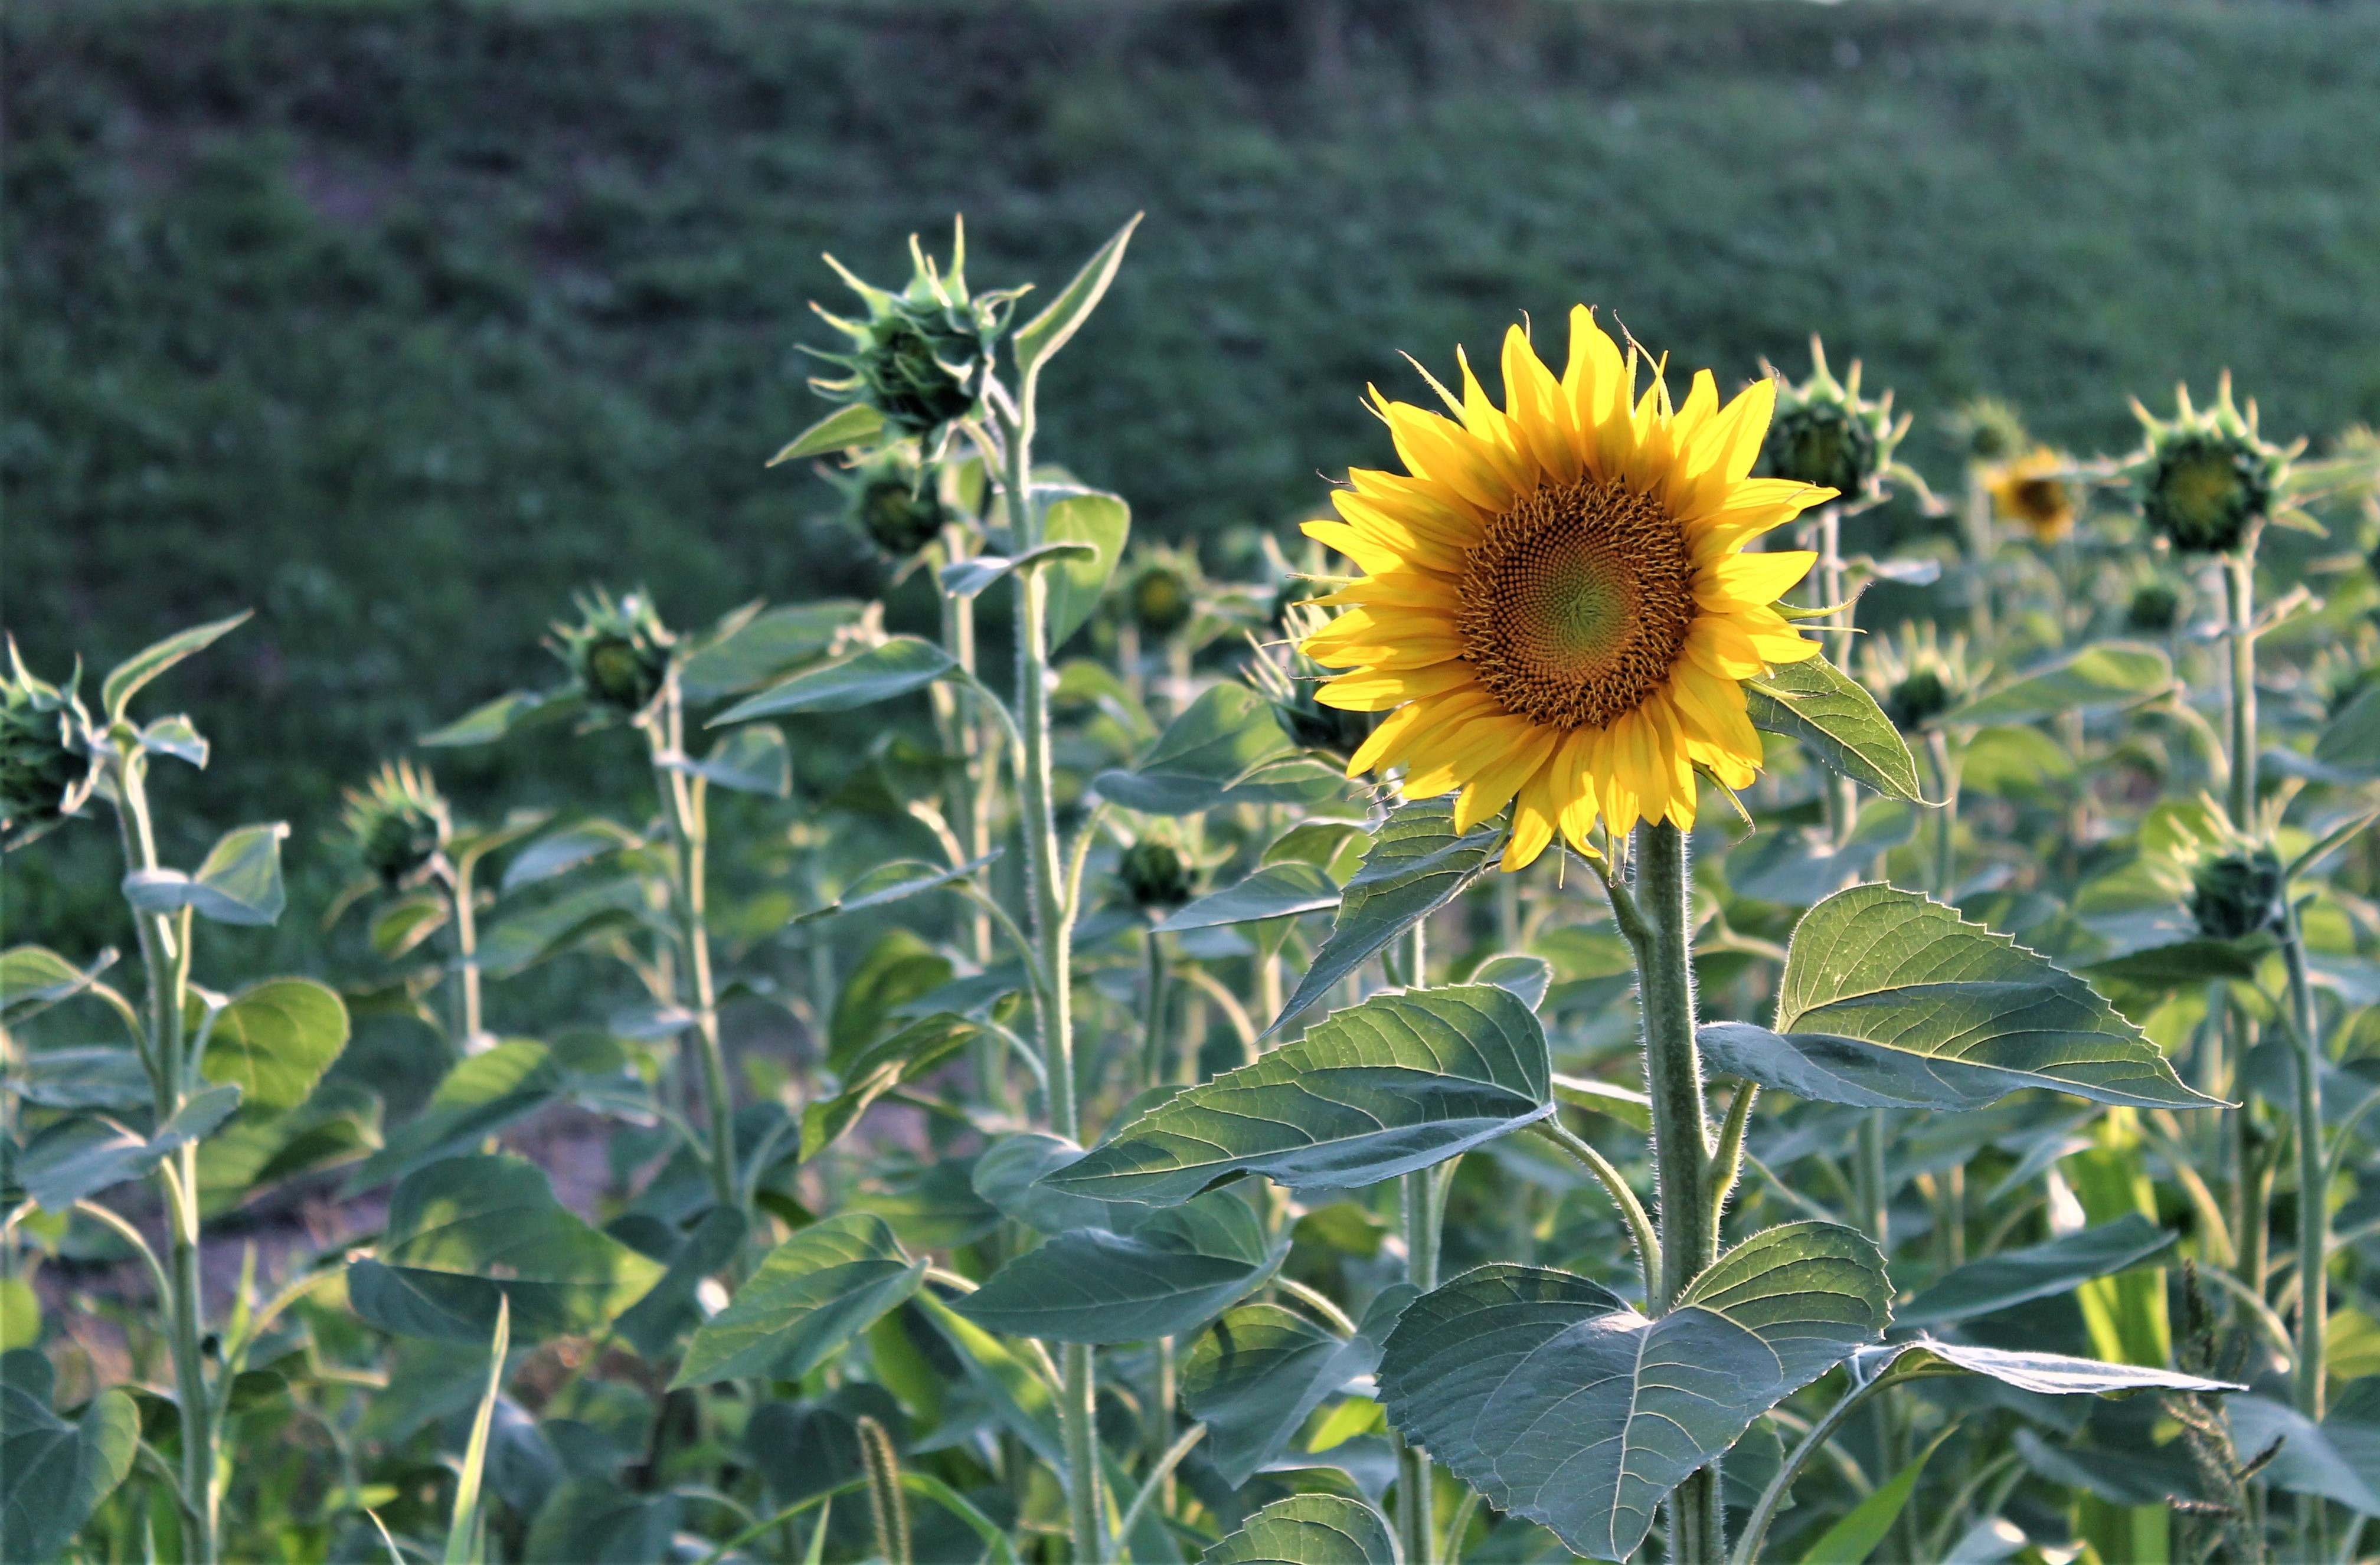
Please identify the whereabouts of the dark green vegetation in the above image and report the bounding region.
[9,0,2380,826]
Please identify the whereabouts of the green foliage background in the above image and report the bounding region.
[8,0,2380,825]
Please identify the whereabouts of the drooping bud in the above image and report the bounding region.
[2126,579,2185,634]
[1247,601,1378,759]
[805,220,1026,450]
[1758,337,1911,508]
[340,760,451,888]
[1987,448,2080,542]
[2122,375,2291,556]
[0,640,94,837]
[1118,839,1194,911]
[831,446,949,560]
[1948,398,2029,467]
[2189,849,2283,941]
[553,589,674,715]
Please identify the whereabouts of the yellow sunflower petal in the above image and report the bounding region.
[1503,762,1564,870]
[1697,549,1819,610]
[1315,660,1477,712]
[1453,725,1560,833]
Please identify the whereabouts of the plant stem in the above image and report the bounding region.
[109,747,217,1565]
[1396,919,1436,1565]
[1816,506,1859,854]
[1629,820,1723,1563]
[1140,925,1171,1088]
[1925,729,1959,901]
[2225,551,2258,832]
[650,683,736,1212]
[2280,914,2329,1423]
[442,853,483,1050]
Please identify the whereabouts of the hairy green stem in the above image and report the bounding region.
[1630,821,1723,1563]
[1925,728,1959,900]
[2280,917,2329,1423]
[2225,552,2258,832]
[1396,918,1437,1565]
[650,685,735,1212]
[1729,1365,1903,1565]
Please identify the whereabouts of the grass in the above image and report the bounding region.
[4,0,2378,873]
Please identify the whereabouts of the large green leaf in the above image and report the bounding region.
[1897,1215,2176,1328]
[1378,1222,1889,1563]
[0,947,113,1025]
[672,724,790,795]
[911,1291,1066,1466]
[679,600,865,699]
[420,689,573,749]
[344,1039,564,1194]
[1746,655,1924,803]
[348,1154,663,1343]
[20,1085,242,1212]
[1863,1335,2241,1396]
[9,1048,149,1112]
[1795,1433,1946,1565]
[1157,863,1341,932]
[954,1189,1283,1344]
[1184,1285,1415,1485]
[0,1356,138,1564]
[2228,1397,2380,1515]
[613,1205,750,1361]
[1092,683,1351,817]
[1699,884,2216,1110]
[475,879,654,977]
[122,822,290,926]
[1947,641,2172,726]
[200,976,348,1114]
[711,637,955,723]
[99,611,249,721]
[972,1131,1137,1235]
[1041,489,1133,651]
[1046,984,1551,1206]
[1201,1494,1401,1565]
[499,818,643,893]
[1268,800,1504,1030]
[671,1213,923,1386]
[1012,213,1141,379]
[800,1012,980,1160]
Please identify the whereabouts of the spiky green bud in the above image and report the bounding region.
[806,221,1026,446]
[1118,839,1193,911]
[340,760,450,886]
[0,641,93,835]
[1129,564,1195,639]
[1759,337,1910,506]
[1862,624,1975,735]
[2123,375,2291,556]
[553,588,674,715]
[1948,397,2029,467]
[2189,849,2282,941]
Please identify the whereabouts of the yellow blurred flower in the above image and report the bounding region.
[1987,447,2079,541]
[1298,308,1833,869]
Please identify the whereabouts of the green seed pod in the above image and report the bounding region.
[553,589,674,715]
[2126,579,2185,634]
[340,760,451,887]
[0,641,93,836]
[2122,375,2290,556]
[2189,849,2283,941]
[1759,337,1909,506]
[1118,839,1194,911]
[805,220,1026,447]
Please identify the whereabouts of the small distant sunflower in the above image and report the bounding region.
[1299,309,1835,869]
[1987,447,2080,542]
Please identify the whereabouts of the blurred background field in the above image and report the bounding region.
[6,0,2379,938]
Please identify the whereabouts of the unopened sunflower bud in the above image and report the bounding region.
[2123,375,2290,556]
[341,760,450,887]
[1884,669,1951,732]
[805,220,1026,447]
[1129,564,1195,639]
[1,642,93,834]
[1760,337,1908,506]
[1118,839,1193,911]
[2126,580,2184,634]
[2189,849,2283,941]
[1862,623,1974,735]
[1950,398,2029,467]
[554,589,674,715]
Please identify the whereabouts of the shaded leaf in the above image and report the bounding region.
[673,1213,923,1386]
[972,1132,1136,1235]
[2228,1396,2380,1514]
[938,540,1099,601]
[347,1154,663,1343]
[672,724,790,795]
[1699,884,2215,1110]
[369,892,449,960]
[954,1188,1284,1343]
[1042,489,1133,651]
[0,1371,138,1564]
[796,853,995,926]
[1185,1285,1416,1486]
[1048,984,1551,1206]
[801,1013,980,1160]
[475,880,653,977]
[421,689,573,749]
[712,637,954,723]
[613,1205,751,1361]
[100,611,249,721]
[1747,655,1924,803]
[9,1048,149,1112]
[1470,954,1553,1010]
[123,822,290,926]
[523,1479,681,1564]
[1377,1222,1889,1562]
[767,402,884,466]
[1269,800,1503,1030]
[0,947,112,1024]
[1796,1432,1947,1565]
[1201,1494,1400,1565]
[680,600,867,699]
[1156,863,1341,932]
[21,1085,242,1211]
[201,976,348,1114]
[911,1291,1065,1466]
[500,819,642,893]
[1897,1215,2176,1328]
[1093,684,1350,817]
[1724,801,1916,906]
[1949,642,2172,726]
[344,1040,564,1194]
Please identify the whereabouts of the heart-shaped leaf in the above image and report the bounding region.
[1201,1494,1401,1565]
[972,1132,1137,1235]
[1042,489,1134,650]
[1184,1285,1416,1485]
[200,976,348,1114]
[0,1364,138,1564]
[348,1154,663,1343]
[712,637,956,723]
[1156,863,1341,932]
[1268,800,1504,1031]
[1045,984,1551,1206]
[1699,884,2217,1110]
[672,1213,923,1386]
[954,1189,1283,1343]
[1378,1222,1888,1562]
[1897,1214,2175,1328]
[1746,655,1924,803]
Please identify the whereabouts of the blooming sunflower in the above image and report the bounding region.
[1986,447,2078,542]
[1298,309,1836,870]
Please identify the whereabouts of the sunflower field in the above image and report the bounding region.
[12,54,2380,1565]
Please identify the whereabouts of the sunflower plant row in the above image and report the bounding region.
[5,217,2380,1565]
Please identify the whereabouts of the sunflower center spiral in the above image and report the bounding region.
[1456,477,1698,730]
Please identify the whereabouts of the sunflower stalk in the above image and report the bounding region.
[643,673,737,1214]
[1395,918,1438,1565]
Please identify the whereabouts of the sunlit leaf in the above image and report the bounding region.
[201,976,348,1114]
[672,1213,923,1386]
[100,611,250,721]
[1747,655,1924,802]
[1948,642,2172,726]
[1200,1494,1400,1565]
[1156,863,1340,932]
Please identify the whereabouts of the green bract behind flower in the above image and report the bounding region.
[1758,335,1911,507]
[0,639,94,837]
[2123,374,2293,555]
[341,759,451,887]
[806,220,1027,450]
[553,588,674,715]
